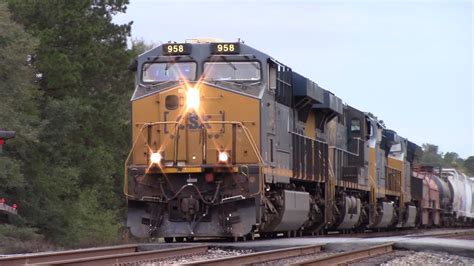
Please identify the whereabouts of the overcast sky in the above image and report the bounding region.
[114,0,473,158]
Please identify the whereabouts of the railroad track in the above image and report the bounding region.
[183,244,323,265]
[0,244,207,266]
[0,227,468,266]
[306,228,474,240]
[417,229,474,239]
[292,243,394,266]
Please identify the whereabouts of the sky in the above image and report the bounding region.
[114,0,473,158]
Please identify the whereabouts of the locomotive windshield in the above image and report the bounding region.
[204,61,261,81]
[142,62,196,82]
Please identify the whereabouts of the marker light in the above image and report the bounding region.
[218,151,229,163]
[150,152,162,164]
[186,87,200,110]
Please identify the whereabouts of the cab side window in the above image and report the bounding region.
[350,118,361,132]
[268,63,277,92]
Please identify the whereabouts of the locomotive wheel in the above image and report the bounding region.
[186,236,194,242]
[175,237,184,242]
[164,237,174,243]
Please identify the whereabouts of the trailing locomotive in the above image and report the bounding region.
[125,39,473,242]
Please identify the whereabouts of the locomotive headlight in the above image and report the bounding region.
[186,87,200,110]
[150,152,162,164]
[218,151,229,163]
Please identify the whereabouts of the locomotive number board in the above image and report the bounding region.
[210,43,240,54]
[162,43,192,55]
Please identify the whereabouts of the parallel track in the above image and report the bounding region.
[303,228,474,239]
[419,229,474,239]
[182,244,324,266]
[292,243,394,266]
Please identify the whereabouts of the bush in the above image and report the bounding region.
[0,224,52,254]
[59,188,121,248]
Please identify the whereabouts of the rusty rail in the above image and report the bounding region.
[41,245,208,265]
[183,244,323,266]
[0,244,138,266]
[416,229,474,239]
[292,243,394,266]
[0,244,208,266]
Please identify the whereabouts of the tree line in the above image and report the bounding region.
[420,144,474,176]
[0,0,472,252]
[0,0,136,251]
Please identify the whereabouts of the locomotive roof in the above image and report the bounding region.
[136,41,275,67]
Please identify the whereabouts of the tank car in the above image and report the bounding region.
[441,169,474,224]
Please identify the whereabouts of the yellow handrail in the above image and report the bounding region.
[123,121,179,198]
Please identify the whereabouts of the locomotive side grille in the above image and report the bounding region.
[291,132,328,182]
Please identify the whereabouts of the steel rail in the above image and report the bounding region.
[417,229,474,239]
[292,242,394,266]
[0,244,139,266]
[182,244,323,266]
[310,228,474,239]
[34,245,208,265]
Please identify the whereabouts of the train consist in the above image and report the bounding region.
[125,39,473,242]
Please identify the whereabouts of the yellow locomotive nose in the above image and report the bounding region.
[186,87,200,111]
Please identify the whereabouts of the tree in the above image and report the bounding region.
[0,2,47,253]
[7,0,134,246]
[0,1,41,213]
[420,143,442,166]
[443,152,458,164]
[465,156,474,176]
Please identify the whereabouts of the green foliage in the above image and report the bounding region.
[0,0,41,210]
[0,224,42,242]
[131,39,156,54]
[464,156,474,176]
[419,143,470,174]
[61,188,121,247]
[3,0,134,247]
[420,144,442,166]
[0,224,46,254]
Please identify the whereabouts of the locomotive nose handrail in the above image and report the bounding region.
[123,120,264,198]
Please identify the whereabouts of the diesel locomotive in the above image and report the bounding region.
[125,39,474,242]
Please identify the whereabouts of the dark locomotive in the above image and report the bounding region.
[125,39,474,242]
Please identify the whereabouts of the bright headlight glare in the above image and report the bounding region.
[150,152,162,164]
[218,151,229,163]
[186,87,200,110]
